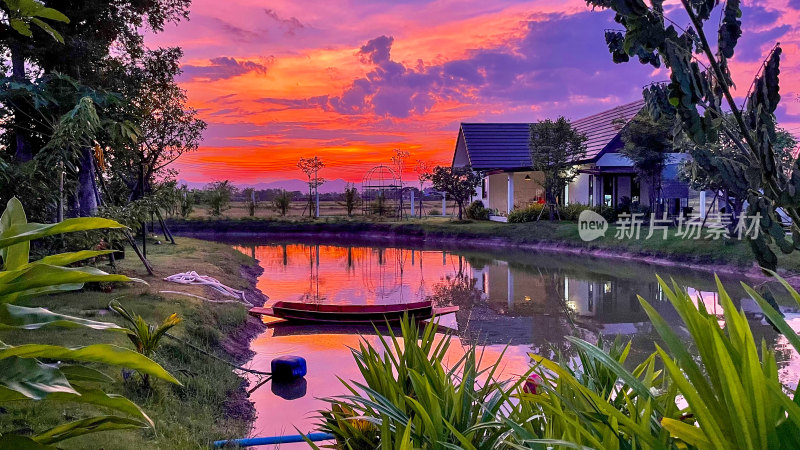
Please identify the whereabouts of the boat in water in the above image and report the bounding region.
[249,300,458,324]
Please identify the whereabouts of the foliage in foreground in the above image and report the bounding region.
[318,274,800,449]
[0,198,179,447]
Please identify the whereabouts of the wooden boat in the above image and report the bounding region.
[249,300,458,324]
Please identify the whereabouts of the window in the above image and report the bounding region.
[631,177,640,203]
[481,178,487,199]
[588,175,594,206]
[603,176,614,207]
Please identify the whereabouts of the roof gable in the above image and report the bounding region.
[454,100,645,171]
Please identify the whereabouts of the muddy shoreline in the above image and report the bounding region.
[219,259,268,426]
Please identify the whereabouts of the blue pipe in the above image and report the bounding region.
[213,432,334,447]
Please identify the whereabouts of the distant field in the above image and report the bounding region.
[187,200,461,219]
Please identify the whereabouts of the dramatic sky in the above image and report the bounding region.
[144,0,800,185]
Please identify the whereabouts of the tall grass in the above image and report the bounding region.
[318,275,800,449]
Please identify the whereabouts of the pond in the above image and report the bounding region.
[228,238,800,443]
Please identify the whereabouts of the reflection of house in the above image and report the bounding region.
[472,261,674,325]
[451,100,693,216]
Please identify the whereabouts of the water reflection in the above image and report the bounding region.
[230,240,798,442]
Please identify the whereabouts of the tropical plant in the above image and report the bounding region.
[272,190,291,217]
[588,0,800,270]
[529,117,588,221]
[0,197,180,447]
[317,270,800,449]
[316,316,523,448]
[425,166,482,220]
[108,300,181,387]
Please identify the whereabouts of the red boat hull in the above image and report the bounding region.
[249,301,458,324]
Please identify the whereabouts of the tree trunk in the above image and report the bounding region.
[547,189,555,221]
[457,201,463,220]
[77,147,98,217]
[10,41,32,162]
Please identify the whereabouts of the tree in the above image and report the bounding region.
[588,0,800,269]
[618,114,672,211]
[111,47,206,202]
[0,0,191,162]
[415,160,432,217]
[343,184,358,216]
[242,187,257,216]
[425,166,482,220]
[297,156,325,218]
[272,190,291,217]
[392,148,410,217]
[529,117,587,221]
[204,180,236,216]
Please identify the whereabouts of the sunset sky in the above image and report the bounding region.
[144,0,800,185]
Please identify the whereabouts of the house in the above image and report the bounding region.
[451,100,694,216]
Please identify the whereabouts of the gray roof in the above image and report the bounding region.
[455,100,645,171]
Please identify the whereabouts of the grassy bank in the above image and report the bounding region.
[166,216,800,274]
[0,237,263,449]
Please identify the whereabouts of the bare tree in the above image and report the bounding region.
[297,156,325,218]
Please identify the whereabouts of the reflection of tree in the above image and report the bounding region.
[427,274,483,308]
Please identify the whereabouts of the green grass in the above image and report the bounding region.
[166,216,800,274]
[0,237,259,449]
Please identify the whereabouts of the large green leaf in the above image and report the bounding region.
[0,344,180,385]
[0,264,141,303]
[0,356,77,401]
[46,386,153,427]
[33,415,147,445]
[0,434,54,449]
[0,216,126,250]
[0,197,30,271]
[0,303,125,332]
[57,365,114,383]
[29,250,116,268]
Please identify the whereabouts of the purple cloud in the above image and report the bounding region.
[182,56,272,81]
[264,9,305,36]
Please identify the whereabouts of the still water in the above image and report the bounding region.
[229,239,800,442]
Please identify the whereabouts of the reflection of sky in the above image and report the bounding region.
[246,329,532,443]
[234,242,800,442]
[235,244,469,305]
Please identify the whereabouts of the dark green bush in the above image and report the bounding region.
[507,204,544,223]
[465,200,490,220]
[560,203,591,221]
[591,205,617,222]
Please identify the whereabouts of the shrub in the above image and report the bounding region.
[560,202,591,221]
[507,204,544,223]
[591,204,617,222]
[465,200,490,220]
[428,208,440,216]
[272,190,291,216]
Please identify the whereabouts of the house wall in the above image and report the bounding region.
[568,170,592,205]
[453,135,470,166]
[487,174,507,212]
